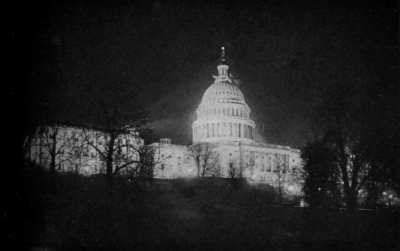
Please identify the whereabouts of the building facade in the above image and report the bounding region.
[25,123,143,176]
[153,48,302,193]
[24,48,302,193]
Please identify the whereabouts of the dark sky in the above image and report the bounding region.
[11,0,399,148]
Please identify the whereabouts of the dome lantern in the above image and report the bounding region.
[217,47,229,77]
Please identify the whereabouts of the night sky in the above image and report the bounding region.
[10,0,399,148]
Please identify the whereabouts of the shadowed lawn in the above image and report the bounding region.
[9,171,400,250]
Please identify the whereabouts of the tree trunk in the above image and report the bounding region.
[50,137,56,173]
[106,159,113,178]
[50,154,56,173]
[196,156,200,178]
[345,189,358,210]
[279,179,282,207]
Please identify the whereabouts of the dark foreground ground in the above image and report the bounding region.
[7,170,400,251]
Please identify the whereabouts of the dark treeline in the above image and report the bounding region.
[299,0,399,209]
[300,46,399,209]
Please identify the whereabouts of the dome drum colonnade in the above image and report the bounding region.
[192,47,256,143]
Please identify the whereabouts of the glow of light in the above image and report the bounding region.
[244,170,257,186]
[383,192,387,195]
[287,184,295,193]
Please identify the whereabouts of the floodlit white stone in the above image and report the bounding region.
[24,48,303,196]
[152,48,302,195]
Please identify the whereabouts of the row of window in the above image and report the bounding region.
[254,163,288,173]
[194,123,255,140]
[246,152,290,165]
[55,162,108,174]
[35,148,136,164]
[36,136,138,150]
[199,106,249,119]
[209,90,238,97]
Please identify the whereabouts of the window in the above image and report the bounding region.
[267,164,271,172]
[161,164,165,170]
[250,151,255,160]
[91,152,95,158]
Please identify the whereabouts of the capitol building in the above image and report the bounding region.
[25,47,301,192]
[152,48,301,191]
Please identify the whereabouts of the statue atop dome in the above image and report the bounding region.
[220,46,227,65]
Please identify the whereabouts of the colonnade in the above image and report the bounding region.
[198,106,249,119]
[193,122,254,141]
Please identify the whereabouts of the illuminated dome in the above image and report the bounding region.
[192,47,255,143]
[200,81,246,106]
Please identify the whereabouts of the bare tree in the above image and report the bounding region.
[272,154,291,207]
[241,153,256,180]
[25,124,80,173]
[188,142,220,178]
[67,76,155,182]
[80,125,146,180]
[228,161,245,180]
[128,143,165,179]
